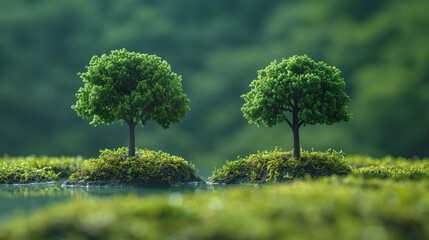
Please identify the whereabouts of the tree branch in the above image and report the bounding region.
[124,116,130,125]
[285,118,293,128]
[298,120,305,127]
[124,116,137,127]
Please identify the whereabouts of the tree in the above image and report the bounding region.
[72,49,190,157]
[241,55,352,158]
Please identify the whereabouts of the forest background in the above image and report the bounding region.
[1,0,428,169]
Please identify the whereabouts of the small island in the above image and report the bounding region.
[209,149,351,183]
[64,147,200,186]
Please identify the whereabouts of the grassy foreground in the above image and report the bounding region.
[0,155,85,184]
[1,177,428,240]
[65,148,201,186]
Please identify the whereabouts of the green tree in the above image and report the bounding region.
[241,55,352,158]
[72,49,190,157]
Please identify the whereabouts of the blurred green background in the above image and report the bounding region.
[1,0,428,168]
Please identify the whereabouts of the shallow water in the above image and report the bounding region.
[0,179,228,221]
[0,166,221,220]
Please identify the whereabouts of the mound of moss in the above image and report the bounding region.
[0,155,85,184]
[2,178,428,240]
[209,149,351,183]
[346,155,429,180]
[64,148,201,186]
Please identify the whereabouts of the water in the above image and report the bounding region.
[0,179,226,221]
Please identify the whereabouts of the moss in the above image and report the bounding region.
[64,148,201,186]
[0,155,85,184]
[346,155,429,169]
[210,151,428,184]
[1,178,428,240]
[352,167,428,179]
[209,149,351,183]
[346,155,429,180]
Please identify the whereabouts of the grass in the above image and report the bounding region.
[1,176,428,240]
[0,155,85,184]
[65,147,201,186]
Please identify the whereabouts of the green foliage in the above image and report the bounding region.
[2,178,429,240]
[65,147,200,186]
[241,55,351,128]
[209,149,351,183]
[72,48,190,128]
[0,156,85,184]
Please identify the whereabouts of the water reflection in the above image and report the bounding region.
[0,180,230,220]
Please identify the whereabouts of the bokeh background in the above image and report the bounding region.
[1,0,428,169]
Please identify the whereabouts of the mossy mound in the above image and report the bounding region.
[346,155,429,180]
[2,179,428,240]
[209,149,351,183]
[64,148,201,186]
[0,155,85,184]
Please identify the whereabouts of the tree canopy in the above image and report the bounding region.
[242,55,352,157]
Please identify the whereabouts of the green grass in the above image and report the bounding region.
[0,155,85,184]
[65,147,201,186]
[210,149,352,183]
[1,176,428,240]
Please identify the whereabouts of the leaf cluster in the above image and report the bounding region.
[241,55,352,127]
[72,49,190,128]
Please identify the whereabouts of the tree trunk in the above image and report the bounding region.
[291,108,301,159]
[128,122,136,157]
[292,126,300,158]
